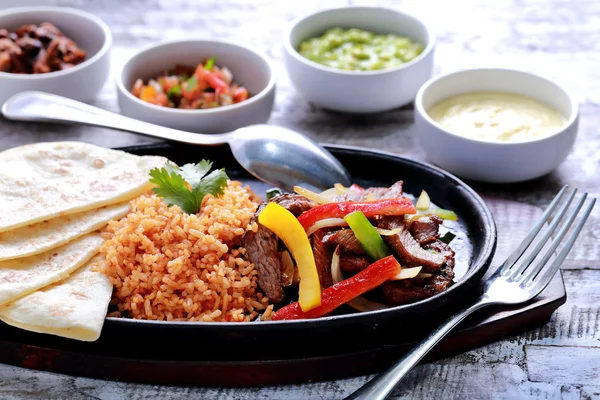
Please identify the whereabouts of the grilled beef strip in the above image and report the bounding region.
[382,239,455,306]
[312,229,334,288]
[378,216,445,269]
[339,253,371,275]
[322,229,366,255]
[241,202,284,302]
[424,240,455,271]
[241,193,317,301]
[270,193,316,217]
[332,180,404,202]
[409,215,443,246]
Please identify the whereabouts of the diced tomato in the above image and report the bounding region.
[139,85,168,106]
[232,86,249,103]
[195,65,229,92]
[272,256,401,320]
[131,79,144,97]
[149,93,169,107]
[181,77,207,101]
[159,76,180,92]
[350,184,365,192]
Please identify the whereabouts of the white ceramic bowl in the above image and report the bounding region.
[282,6,435,113]
[117,39,276,134]
[414,68,579,183]
[0,7,111,105]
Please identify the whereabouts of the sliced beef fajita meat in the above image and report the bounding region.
[382,263,454,306]
[378,216,445,269]
[312,229,333,288]
[241,202,284,302]
[382,280,436,305]
[322,229,366,255]
[365,180,404,200]
[409,215,443,246]
[428,262,454,293]
[382,239,455,306]
[424,240,455,272]
[339,253,371,275]
[269,193,316,217]
[332,181,404,202]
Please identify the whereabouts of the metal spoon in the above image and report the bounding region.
[1,91,351,192]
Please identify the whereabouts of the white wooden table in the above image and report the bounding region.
[0,1,599,398]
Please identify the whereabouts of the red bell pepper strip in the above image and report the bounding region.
[297,198,416,231]
[272,255,401,321]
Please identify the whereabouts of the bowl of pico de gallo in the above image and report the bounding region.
[116,39,276,134]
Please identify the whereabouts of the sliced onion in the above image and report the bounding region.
[306,218,347,236]
[416,190,431,211]
[280,251,295,287]
[331,245,342,281]
[343,296,387,312]
[416,272,433,278]
[374,227,402,236]
[391,266,422,280]
[330,245,387,312]
[319,187,340,200]
[221,67,233,85]
[365,192,376,202]
[294,185,329,204]
[334,183,346,194]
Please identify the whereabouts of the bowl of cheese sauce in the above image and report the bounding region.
[414,68,578,183]
[427,91,566,143]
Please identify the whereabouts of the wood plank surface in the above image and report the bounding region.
[0,0,599,399]
[526,345,600,385]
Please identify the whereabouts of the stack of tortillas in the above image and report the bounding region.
[0,141,166,341]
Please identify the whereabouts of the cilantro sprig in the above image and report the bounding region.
[149,160,229,214]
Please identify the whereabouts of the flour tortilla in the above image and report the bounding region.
[0,233,104,306]
[0,141,166,232]
[0,202,130,261]
[0,255,112,341]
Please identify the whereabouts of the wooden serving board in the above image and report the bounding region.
[0,173,565,387]
[0,272,565,386]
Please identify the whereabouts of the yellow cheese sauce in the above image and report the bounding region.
[427,91,566,142]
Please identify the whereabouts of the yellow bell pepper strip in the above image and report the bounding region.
[297,198,416,231]
[272,255,401,320]
[258,202,321,311]
[344,210,391,261]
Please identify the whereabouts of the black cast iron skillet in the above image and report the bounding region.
[0,143,496,362]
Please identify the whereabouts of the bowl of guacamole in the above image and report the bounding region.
[298,27,424,72]
[283,6,435,113]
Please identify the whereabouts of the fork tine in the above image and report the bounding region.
[528,198,596,294]
[519,193,588,284]
[509,188,578,278]
[499,185,568,276]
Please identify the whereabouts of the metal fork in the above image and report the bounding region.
[345,186,596,400]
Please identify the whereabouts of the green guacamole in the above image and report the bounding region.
[298,27,424,71]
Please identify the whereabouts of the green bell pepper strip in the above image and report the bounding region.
[344,210,391,261]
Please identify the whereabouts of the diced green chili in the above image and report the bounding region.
[266,188,283,201]
[439,231,456,244]
[204,56,216,70]
[167,85,182,99]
